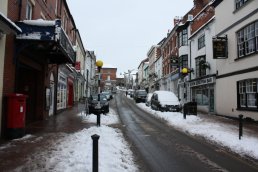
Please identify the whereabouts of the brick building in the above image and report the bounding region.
[0,0,22,137]
[1,0,76,137]
[98,67,117,92]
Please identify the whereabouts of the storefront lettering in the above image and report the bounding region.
[190,77,215,87]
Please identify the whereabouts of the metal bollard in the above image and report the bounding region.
[97,113,101,127]
[239,114,243,140]
[91,134,100,172]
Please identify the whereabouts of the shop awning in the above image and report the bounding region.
[15,19,76,65]
[0,12,21,34]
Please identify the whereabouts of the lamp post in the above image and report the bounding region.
[96,60,103,127]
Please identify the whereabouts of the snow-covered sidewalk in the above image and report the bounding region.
[136,102,258,160]
[2,109,138,172]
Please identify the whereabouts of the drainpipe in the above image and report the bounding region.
[189,40,192,101]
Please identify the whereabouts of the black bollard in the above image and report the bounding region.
[183,105,187,119]
[239,114,243,140]
[91,134,100,172]
[97,113,101,127]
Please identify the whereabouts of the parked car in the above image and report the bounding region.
[151,91,181,112]
[127,89,134,97]
[88,94,109,114]
[145,93,153,107]
[102,91,113,100]
[134,90,147,103]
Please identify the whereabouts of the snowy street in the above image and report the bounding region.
[0,92,258,171]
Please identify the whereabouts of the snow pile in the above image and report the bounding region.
[137,103,258,160]
[79,109,120,125]
[11,110,137,172]
[23,19,56,26]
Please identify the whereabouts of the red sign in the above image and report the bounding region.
[75,62,81,70]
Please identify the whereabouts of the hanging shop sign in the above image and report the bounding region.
[213,36,228,59]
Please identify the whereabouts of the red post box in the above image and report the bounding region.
[6,93,27,139]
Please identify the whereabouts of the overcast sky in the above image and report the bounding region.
[67,0,193,76]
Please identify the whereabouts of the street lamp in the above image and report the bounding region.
[96,60,103,126]
[123,69,135,89]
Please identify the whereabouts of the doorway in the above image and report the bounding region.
[209,89,215,112]
[17,64,38,124]
[49,72,55,116]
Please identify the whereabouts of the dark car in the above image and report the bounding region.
[88,94,109,114]
[134,90,147,103]
[151,91,181,112]
[102,91,113,100]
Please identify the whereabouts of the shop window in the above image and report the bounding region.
[193,88,208,105]
[237,79,258,109]
[237,21,258,58]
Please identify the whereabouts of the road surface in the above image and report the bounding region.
[115,92,258,172]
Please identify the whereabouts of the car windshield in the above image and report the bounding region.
[102,92,110,95]
[91,95,107,101]
[137,91,147,95]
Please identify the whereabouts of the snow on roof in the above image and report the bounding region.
[0,11,22,33]
[23,19,56,26]
[154,90,179,105]
[102,63,116,68]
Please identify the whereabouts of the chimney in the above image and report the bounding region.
[193,0,209,9]
[174,16,180,26]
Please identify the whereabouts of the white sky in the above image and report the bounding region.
[66,0,193,76]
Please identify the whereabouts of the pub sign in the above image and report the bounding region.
[213,36,228,59]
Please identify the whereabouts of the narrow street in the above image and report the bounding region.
[115,92,258,172]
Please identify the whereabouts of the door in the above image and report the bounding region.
[209,89,215,112]
[17,65,38,124]
[49,73,55,116]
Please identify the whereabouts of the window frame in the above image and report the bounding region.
[198,34,205,50]
[237,79,258,110]
[179,29,188,47]
[195,56,206,78]
[237,21,258,58]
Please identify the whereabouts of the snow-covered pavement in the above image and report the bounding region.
[1,94,258,171]
[2,109,138,172]
[136,102,258,160]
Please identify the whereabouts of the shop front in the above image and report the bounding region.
[13,19,75,121]
[190,75,216,113]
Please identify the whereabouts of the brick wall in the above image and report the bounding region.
[191,6,215,34]
[100,68,117,81]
